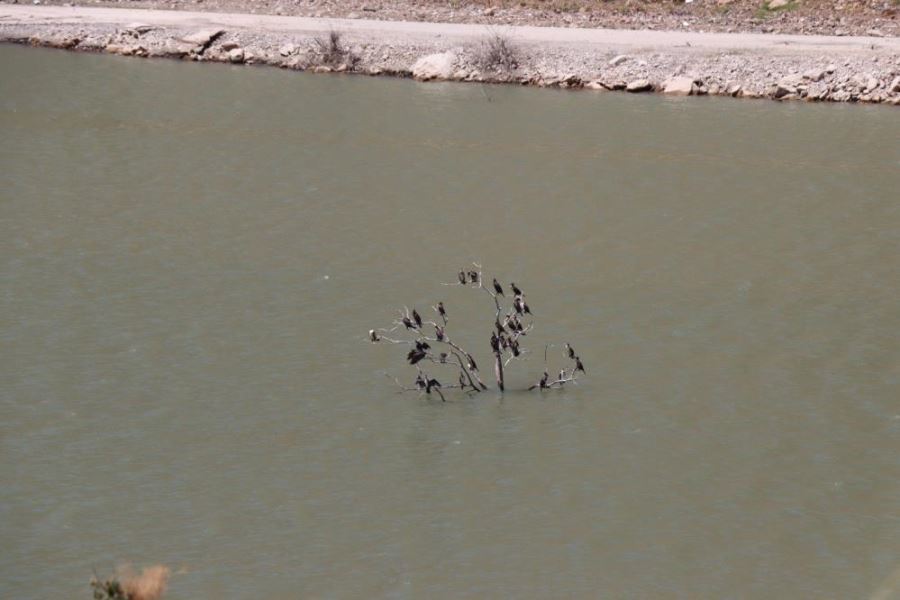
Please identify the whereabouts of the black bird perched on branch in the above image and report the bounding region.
[415,373,426,390]
[407,347,427,365]
[435,325,445,342]
[458,270,467,285]
[415,340,430,351]
[510,282,523,296]
[439,352,448,363]
[469,271,479,284]
[513,297,524,315]
[412,309,423,329]
[490,332,500,353]
[437,301,446,321]
[566,343,576,360]
[574,356,585,373]
[425,377,442,398]
[369,329,380,342]
[402,316,415,330]
[493,278,504,296]
[529,371,549,390]
[523,301,532,315]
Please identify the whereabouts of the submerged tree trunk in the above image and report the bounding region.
[494,351,504,392]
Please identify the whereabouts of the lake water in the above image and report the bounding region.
[1,45,899,599]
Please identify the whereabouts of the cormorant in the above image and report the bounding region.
[412,309,422,328]
[425,377,441,394]
[437,301,446,320]
[530,371,549,390]
[435,325,445,342]
[407,347,427,365]
[439,352,448,363]
[469,271,479,284]
[574,356,585,373]
[492,278,504,296]
[415,340,430,351]
[490,332,500,353]
[415,373,427,390]
[458,271,467,285]
[523,301,532,315]
[513,297,524,315]
[369,329,380,342]
[402,316,415,330]
[559,369,567,382]
[510,282,523,296]
[566,343,576,360]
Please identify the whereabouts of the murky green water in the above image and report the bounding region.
[1,45,899,599]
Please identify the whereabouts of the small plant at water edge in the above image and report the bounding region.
[475,33,519,73]
[311,30,360,70]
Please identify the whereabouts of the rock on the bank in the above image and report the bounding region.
[411,52,456,81]
[662,76,695,95]
[181,29,224,47]
[609,54,628,67]
[626,79,653,93]
[803,69,825,82]
[228,48,244,63]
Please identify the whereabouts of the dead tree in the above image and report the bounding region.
[368,263,584,399]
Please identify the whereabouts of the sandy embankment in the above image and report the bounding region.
[1,4,899,104]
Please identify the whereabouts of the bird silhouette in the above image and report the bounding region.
[412,309,422,328]
[407,348,427,365]
[566,343,576,360]
[511,282,523,296]
[493,278,504,296]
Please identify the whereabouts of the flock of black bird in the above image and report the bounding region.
[370,268,585,398]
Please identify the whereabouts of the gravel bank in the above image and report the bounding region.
[2,5,899,105]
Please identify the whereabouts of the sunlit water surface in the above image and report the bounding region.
[1,45,899,599]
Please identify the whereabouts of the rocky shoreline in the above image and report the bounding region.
[2,6,899,105]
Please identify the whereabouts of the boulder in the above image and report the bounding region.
[221,41,240,51]
[609,54,628,67]
[725,81,742,97]
[411,52,456,81]
[584,81,606,90]
[125,23,153,35]
[662,76,695,95]
[228,48,244,63]
[158,41,196,58]
[625,79,653,93]
[180,29,224,48]
[890,77,900,93]
[803,68,825,82]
